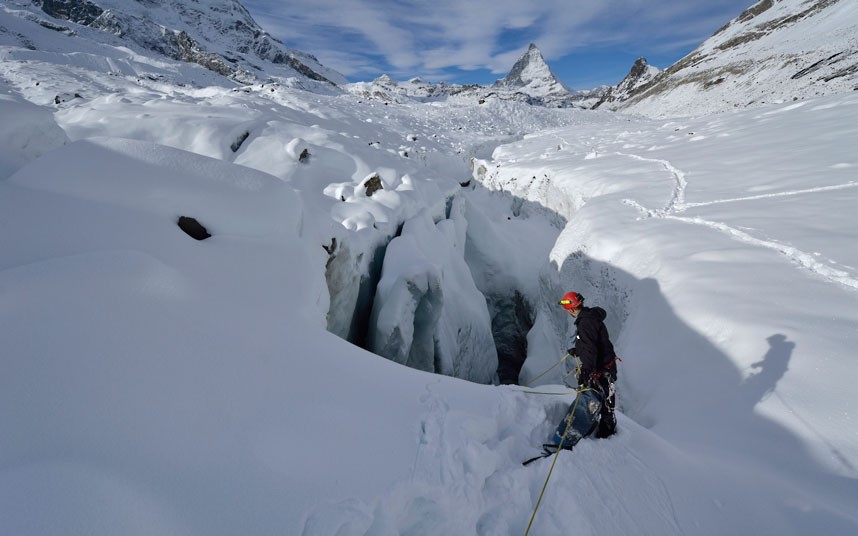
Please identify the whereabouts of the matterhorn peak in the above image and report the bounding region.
[495,43,568,95]
[373,74,397,86]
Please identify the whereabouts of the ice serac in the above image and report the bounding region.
[30,0,346,87]
[368,200,497,383]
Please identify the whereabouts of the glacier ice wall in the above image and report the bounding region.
[367,199,497,383]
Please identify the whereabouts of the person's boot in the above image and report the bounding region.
[595,415,616,438]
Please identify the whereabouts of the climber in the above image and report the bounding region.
[560,291,619,438]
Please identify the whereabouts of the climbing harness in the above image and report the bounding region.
[587,354,623,382]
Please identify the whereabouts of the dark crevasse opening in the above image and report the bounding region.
[323,192,501,384]
[324,235,389,348]
[488,290,534,385]
[323,172,563,386]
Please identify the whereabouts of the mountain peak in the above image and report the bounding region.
[495,43,569,96]
[592,56,660,109]
[373,74,397,85]
[29,0,346,87]
[614,0,858,116]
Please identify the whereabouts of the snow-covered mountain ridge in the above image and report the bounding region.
[593,57,660,109]
[14,0,345,87]
[614,0,858,117]
[347,43,602,108]
[492,43,571,99]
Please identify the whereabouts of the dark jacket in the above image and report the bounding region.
[570,306,617,380]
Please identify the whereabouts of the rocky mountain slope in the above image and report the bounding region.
[490,43,572,102]
[593,57,660,109]
[346,74,483,103]
[14,0,345,87]
[612,0,858,117]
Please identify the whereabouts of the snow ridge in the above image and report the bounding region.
[25,0,346,87]
[494,43,569,97]
[347,44,598,108]
[614,0,858,117]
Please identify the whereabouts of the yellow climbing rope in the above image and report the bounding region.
[517,389,579,396]
[524,353,571,387]
[523,387,595,536]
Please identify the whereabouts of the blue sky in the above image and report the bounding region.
[243,0,755,89]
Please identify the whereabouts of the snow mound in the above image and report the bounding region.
[0,90,68,179]
[9,137,302,237]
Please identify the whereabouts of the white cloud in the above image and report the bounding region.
[243,0,754,80]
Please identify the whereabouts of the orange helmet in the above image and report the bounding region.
[559,291,583,310]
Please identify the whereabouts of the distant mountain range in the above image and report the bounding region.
[19,0,346,87]
[9,0,858,116]
[347,43,606,109]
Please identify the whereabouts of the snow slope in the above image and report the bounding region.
[618,0,858,117]
[2,4,858,536]
[478,93,858,483]
[6,0,345,87]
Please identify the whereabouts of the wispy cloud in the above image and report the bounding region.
[243,0,753,84]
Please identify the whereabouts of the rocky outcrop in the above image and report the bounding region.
[30,0,345,87]
[177,216,211,241]
[612,0,858,117]
[32,0,103,25]
[593,57,660,109]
